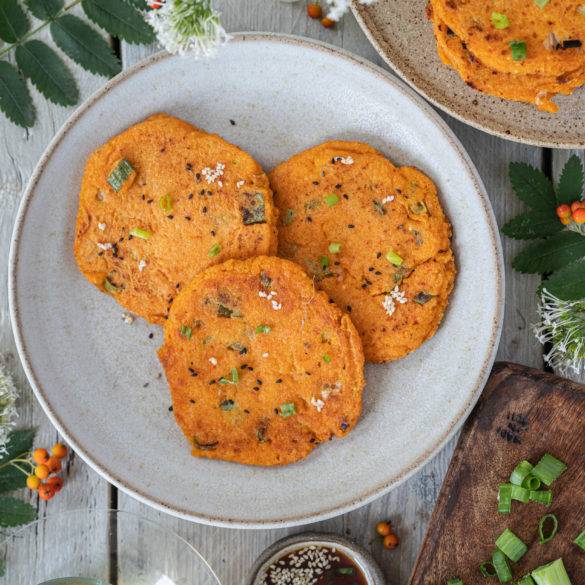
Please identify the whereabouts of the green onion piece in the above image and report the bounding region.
[531,559,573,585]
[329,242,341,253]
[219,367,239,385]
[336,568,354,575]
[180,325,192,339]
[492,549,513,583]
[107,159,134,192]
[479,562,497,577]
[319,255,330,269]
[280,403,296,417]
[533,0,550,8]
[324,194,340,207]
[529,490,552,506]
[103,278,121,293]
[498,483,513,514]
[159,194,173,213]
[491,12,510,29]
[510,460,533,486]
[323,353,331,363]
[574,528,585,551]
[517,576,536,585]
[255,324,271,334]
[447,580,463,585]
[509,40,527,61]
[208,243,221,257]
[496,528,528,562]
[511,484,530,503]
[385,249,404,267]
[129,227,152,240]
[538,514,559,544]
[532,454,567,486]
[523,474,542,490]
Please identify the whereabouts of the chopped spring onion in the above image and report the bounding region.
[491,12,510,29]
[523,474,542,491]
[218,367,239,385]
[496,528,528,562]
[336,568,354,575]
[129,227,152,240]
[319,255,330,269]
[574,528,585,551]
[107,159,134,192]
[479,562,497,577]
[492,549,513,583]
[538,513,559,544]
[324,194,340,207]
[103,278,121,293]
[208,243,221,257]
[180,325,192,339]
[279,402,296,417]
[533,0,550,8]
[498,483,513,514]
[255,324,271,334]
[329,242,341,253]
[510,460,534,486]
[323,353,332,363]
[511,484,530,503]
[531,558,573,585]
[509,40,527,61]
[529,490,553,506]
[159,194,173,213]
[447,580,463,585]
[532,454,567,486]
[385,249,404,267]
[517,576,536,585]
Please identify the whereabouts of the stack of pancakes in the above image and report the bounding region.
[428,0,585,112]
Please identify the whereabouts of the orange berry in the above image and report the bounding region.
[307,3,322,18]
[32,448,49,465]
[46,456,62,473]
[376,521,392,536]
[560,216,572,225]
[321,17,335,28]
[573,208,585,224]
[34,464,50,479]
[26,475,41,490]
[383,533,399,549]
[570,201,585,213]
[556,204,571,219]
[45,476,63,493]
[38,483,55,501]
[51,443,68,459]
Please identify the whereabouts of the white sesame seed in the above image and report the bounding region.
[262,352,269,358]
[97,242,112,251]
[334,155,354,165]
[382,195,394,204]
[97,222,106,231]
[236,180,245,189]
[138,259,147,272]
[209,357,217,366]
[121,313,134,324]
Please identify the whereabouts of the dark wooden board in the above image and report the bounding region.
[409,362,585,585]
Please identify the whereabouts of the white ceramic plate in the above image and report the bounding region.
[352,0,585,148]
[10,34,504,528]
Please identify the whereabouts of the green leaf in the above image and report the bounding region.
[557,154,584,205]
[509,162,556,212]
[0,496,36,527]
[0,0,30,43]
[51,14,121,77]
[0,61,35,128]
[0,428,35,466]
[0,465,26,494]
[512,231,585,274]
[24,0,64,19]
[540,260,585,300]
[15,40,79,106]
[123,0,148,8]
[82,0,155,44]
[501,210,564,240]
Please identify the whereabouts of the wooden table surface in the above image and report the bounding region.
[1,2,583,584]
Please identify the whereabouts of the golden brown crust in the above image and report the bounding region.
[74,114,278,323]
[158,256,365,466]
[270,141,455,363]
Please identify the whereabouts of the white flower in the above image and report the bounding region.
[145,0,231,57]
[326,0,377,22]
[0,364,19,454]
[534,288,585,376]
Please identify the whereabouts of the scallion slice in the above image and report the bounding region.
[574,528,585,551]
[531,558,573,585]
[385,249,404,267]
[529,490,552,506]
[107,159,134,192]
[129,227,152,240]
[159,194,173,213]
[491,11,510,29]
[511,484,530,503]
[218,367,239,385]
[532,454,567,486]
[510,460,533,486]
[498,483,513,514]
[319,255,330,269]
[447,580,463,585]
[208,243,221,257]
[329,242,341,253]
[517,576,536,585]
[479,562,497,577]
[255,324,271,334]
[492,549,513,583]
[103,278,121,293]
[279,402,296,417]
[496,528,528,562]
[323,353,332,363]
[324,194,339,207]
[180,325,192,339]
[538,513,559,544]
[509,40,527,61]
[523,474,542,490]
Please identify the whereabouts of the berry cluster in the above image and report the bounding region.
[376,520,400,550]
[307,3,335,29]
[556,201,585,226]
[25,443,68,501]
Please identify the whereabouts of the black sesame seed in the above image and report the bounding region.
[333,261,340,266]
[207,190,212,196]
[184,216,191,221]
[346,305,352,312]
[149,333,154,339]
[175,283,180,289]
[211,230,216,236]
[343,194,349,200]
[202,206,208,213]
[188,368,198,377]
[98,251,104,256]
[143,382,149,388]
[141,194,146,200]
[368,266,374,272]
[256,379,263,385]
[200,189,206,195]
[209,379,216,385]
[347,224,355,228]
[230,119,236,126]
[244,408,250,414]
[312,181,319,186]
[376,252,382,258]
[167,215,174,219]
[375,271,382,276]
[190,399,196,404]
[147,199,153,204]
[254,386,260,391]
[335,183,342,189]
[168,405,173,412]
[186,163,193,171]
[241,364,248,370]
[306,216,313,222]
[275,379,282,384]
[188,193,194,200]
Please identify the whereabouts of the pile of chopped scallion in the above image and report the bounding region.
[446,453,584,585]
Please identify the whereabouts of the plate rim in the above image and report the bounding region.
[8,32,505,529]
[351,2,585,149]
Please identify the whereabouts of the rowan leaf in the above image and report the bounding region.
[501,210,564,240]
[0,429,35,466]
[0,465,26,494]
[0,61,35,128]
[123,0,149,8]
[512,231,585,274]
[509,162,556,212]
[24,0,63,19]
[0,0,30,43]
[15,40,79,106]
[0,496,36,527]
[540,260,585,301]
[82,0,155,44]
[557,154,584,205]
[51,14,121,77]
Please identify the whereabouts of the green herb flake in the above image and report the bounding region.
[329,242,341,254]
[509,40,527,61]
[385,249,404,267]
[534,0,550,8]
[324,194,340,207]
[103,278,121,293]
[319,255,330,269]
[218,367,239,385]
[241,193,266,225]
[323,353,332,363]
[129,227,152,240]
[180,325,192,340]
[217,304,233,318]
[260,271,272,289]
[282,208,296,226]
[107,159,134,192]
[372,200,386,215]
[220,399,236,411]
[336,568,354,575]
[255,324,271,334]
[491,12,510,29]
[227,342,247,354]
[208,243,221,257]
[158,194,173,213]
[409,201,428,215]
[279,403,296,417]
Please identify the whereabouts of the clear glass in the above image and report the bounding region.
[0,509,220,585]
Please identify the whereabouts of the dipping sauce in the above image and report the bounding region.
[259,545,368,585]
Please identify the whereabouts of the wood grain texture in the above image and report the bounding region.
[410,362,585,585]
